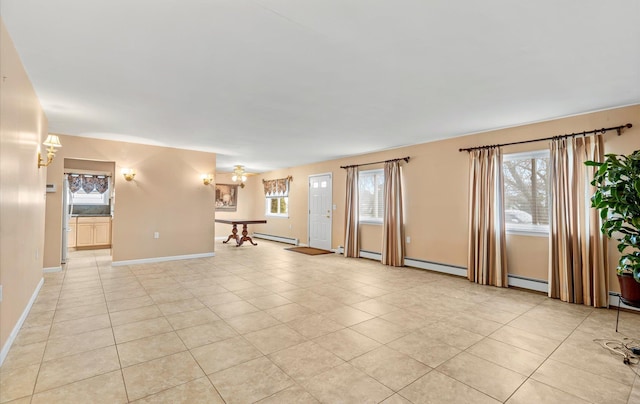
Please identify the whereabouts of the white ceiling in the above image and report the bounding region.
[2,1,639,173]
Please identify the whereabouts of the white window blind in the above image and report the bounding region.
[359,169,384,223]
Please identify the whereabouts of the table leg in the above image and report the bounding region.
[222,224,239,244]
[237,223,258,246]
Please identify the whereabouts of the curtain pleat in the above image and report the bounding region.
[467,148,508,287]
[382,161,405,267]
[81,176,96,193]
[344,167,359,258]
[68,175,82,193]
[549,135,608,307]
[94,177,109,194]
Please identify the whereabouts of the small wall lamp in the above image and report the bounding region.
[201,173,214,186]
[37,134,63,168]
[121,168,136,181]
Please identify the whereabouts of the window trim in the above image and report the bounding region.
[358,168,384,224]
[265,196,289,218]
[503,149,550,236]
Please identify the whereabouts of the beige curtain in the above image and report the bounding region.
[549,135,609,307]
[344,166,359,258]
[467,147,508,286]
[382,161,405,266]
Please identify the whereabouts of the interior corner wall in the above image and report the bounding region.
[44,136,216,266]
[0,19,49,352]
[248,105,640,289]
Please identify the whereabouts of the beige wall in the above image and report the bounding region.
[245,105,640,291]
[0,20,49,351]
[44,136,216,266]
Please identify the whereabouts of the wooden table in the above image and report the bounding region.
[215,219,267,246]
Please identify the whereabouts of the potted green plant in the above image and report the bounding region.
[586,150,640,306]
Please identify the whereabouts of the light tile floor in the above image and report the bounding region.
[2,241,640,403]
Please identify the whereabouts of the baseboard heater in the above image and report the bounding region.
[252,233,299,246]
[338,247,548,293]
[609,292,640,312]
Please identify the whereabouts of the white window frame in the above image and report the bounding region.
[359,169,384,225]
[503,149,550,236]
[265,196,289,218]
[70,177,111,205]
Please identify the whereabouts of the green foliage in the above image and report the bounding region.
[587,150,640,282]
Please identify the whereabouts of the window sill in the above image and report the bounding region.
[266,214,289,218]
[360,220,382,226]
[506,230,549,238]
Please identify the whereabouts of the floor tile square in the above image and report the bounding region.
[268,341,344,382]
[209,357,294,404]
[112,317,173,344]
[132,377,224,404]
[399,370,500,404]
[191,336,263,374]
[225,311,281,334]
[350,346,431,391]
[313,328,381,361]
[300,362,393,403]
[121,351,204,401]
[117,331,186,367]
[31,370,127,404]
[244,324,307,355]
[437,352,526,401]
[35,346,120,393]
[176,320,238,349]
[165,307,220,330]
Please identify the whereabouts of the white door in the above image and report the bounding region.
[308,174,332,250]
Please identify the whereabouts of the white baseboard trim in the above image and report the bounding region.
[507,275,549,293]
[252,233,299,246]
[43,266,62,273]
[0,277,44,366]
[112,252,215,267]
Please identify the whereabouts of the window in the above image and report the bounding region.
[359,169,384,223]
[264,177,290,217]
[266,196,288,217]
[503,150,550,234]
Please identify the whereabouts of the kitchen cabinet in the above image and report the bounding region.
[76,216,111,247]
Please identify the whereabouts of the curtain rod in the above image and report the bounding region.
[459,123,632,152]
[340,156,410,169]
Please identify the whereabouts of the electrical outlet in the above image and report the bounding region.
[406,236,411,244]
[154,232,160,239]
[0,285,3,303]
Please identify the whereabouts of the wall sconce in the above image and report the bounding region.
[37,134,63,168]
[232,165,247,188]
[121,168,136,181]
[201,173,214,185]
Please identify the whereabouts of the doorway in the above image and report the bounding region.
[62,159,115,264]
[308,173,332,250]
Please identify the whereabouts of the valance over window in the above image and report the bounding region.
[67,174,110,194]
[263,176,292,196]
